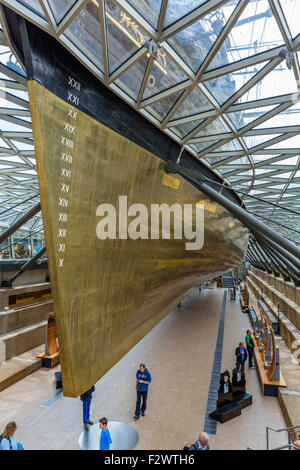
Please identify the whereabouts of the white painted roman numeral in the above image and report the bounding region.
[59,197,68,208]
[58,228,66,237]
[67,91,79,106]
[61,152,73,163]
[61,183,69,193]
[58,213,68,222]
[64,122,75,134]
[68,108,77,120]
[61,168,71,178]
[68,76,81,91]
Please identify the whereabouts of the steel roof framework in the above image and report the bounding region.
[0,0,299,244]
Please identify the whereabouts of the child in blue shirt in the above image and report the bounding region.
[0,422,19,450]
[99,417,112,450]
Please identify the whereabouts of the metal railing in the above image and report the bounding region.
[247,444,300,450]
[266,425,300,450]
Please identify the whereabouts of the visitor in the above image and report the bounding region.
[99,417,112,450]
[233,285,236,300]
[184,432,210,450]
[235,342,247,372]
[0,422,20,450]
[293,439,300,449]
[80,385,95,431]
[245,330,255,369]
[133,363,151,420]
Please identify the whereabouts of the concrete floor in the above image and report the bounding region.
[0,286,287,450]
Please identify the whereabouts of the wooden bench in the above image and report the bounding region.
[248,306,258,326]
[253,341,286,396]
[257,300,279,334]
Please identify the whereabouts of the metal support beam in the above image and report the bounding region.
[0,202,41,244]
[1,245,46,287]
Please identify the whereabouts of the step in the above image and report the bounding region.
[0,344,44,392]
[0,300,53,335]
[0,320,47,362]
[0,282,51,309]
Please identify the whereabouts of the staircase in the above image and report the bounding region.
[0,283,54,391]
[247,425,300,450]
[221,272,234,288]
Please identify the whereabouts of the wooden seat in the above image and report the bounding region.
[257,300,279,334]
[252,334,286,396]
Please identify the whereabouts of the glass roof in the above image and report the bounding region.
[0,0,300,247]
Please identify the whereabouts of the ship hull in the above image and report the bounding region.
[8,18,249,397]
[29,81,248,397]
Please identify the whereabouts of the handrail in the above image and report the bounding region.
[266,425,300,449]
[248,444,300,450]
[270,444,300,450]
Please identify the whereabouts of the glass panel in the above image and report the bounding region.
[208,0,284,70]
[64,1,104,70]
[171,120,204,139]
[239,63,298,103]
[10,140,34,150]
[212,140,242,152]
[164,0,208,28]
[279,0,300,39]
[0,46,26,76]
[106,0,149,73]
[47,0,77,24]
[204,155,228,165]
[227,105,276,130]
[167,3,237,73]
[0,119,30,132]
[190,141,219,154]
[145,91,183,121]
[143,55,188,100]
[265,134,300,149]
[193,117,230,137]
[242,134,280,149]
[126,0,162,29]
[172,86,213,119]
[254,104,300,129]
[17,0,45,18]
[115,56,149,100]
[204,61,268,106]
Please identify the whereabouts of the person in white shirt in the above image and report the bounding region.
[185,432,210,450]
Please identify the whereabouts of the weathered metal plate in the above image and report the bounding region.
[28,81,248,397]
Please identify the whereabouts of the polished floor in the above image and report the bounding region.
[0,286,287,450]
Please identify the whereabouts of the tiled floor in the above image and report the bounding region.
[0,286,287,450]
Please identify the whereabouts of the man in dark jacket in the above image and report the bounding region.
[235,342,247,372]
[133,363,151,421]
[80,385,95,431]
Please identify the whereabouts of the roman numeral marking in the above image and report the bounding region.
[61,152,73,163]
[59,243,65,252]
[59,197,68,208]
[61,136,74,149]
[64,122,75,134]
[58,228,67,237]
[59,258,64,268]
[68,76,81,91]
[68,108,77,120]
[61,168,71,178]
[58,213,68,222]
[61,183,69,193]
[67,91,79,106]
